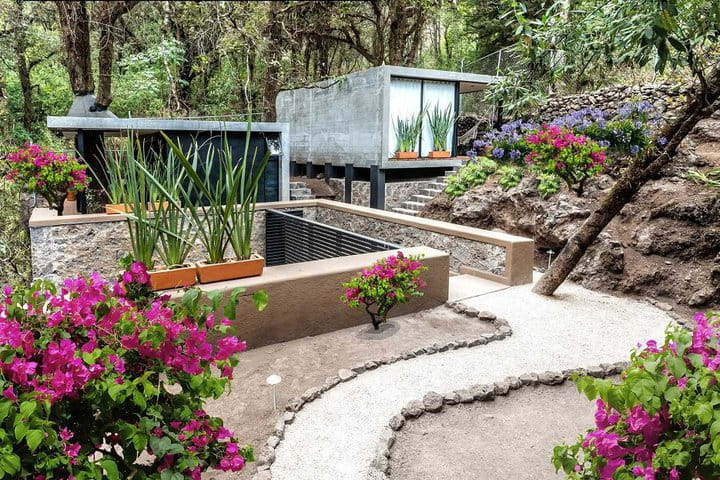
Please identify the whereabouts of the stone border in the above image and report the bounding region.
[370,361,631,478]
[251,303,513,480]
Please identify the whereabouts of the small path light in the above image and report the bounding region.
[266,374,282,411]
[547,250,555,270]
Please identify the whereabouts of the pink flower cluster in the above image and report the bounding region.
[4,143,89,191]
[524,125,606,170]
[345,252,425,305]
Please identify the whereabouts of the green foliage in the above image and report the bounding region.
[342,252,428,330]
[497,165,524,191]
[393,111,424,153]
[427,103,456,151]
[444,157,498,199]
[553,312,720,479]
[687,168,720,189]
[537,172,562,198]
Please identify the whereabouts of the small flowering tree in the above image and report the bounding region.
[342,252,428,330]
[553,312,720,480]
[2,143,90,216]
[524,126,607,196]
[0,266,258,479]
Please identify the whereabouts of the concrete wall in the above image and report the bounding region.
[276,68,386,168]
[197,246,449,349]
[329,178,430,210]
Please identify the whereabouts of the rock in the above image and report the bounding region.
[519,373,539,386]
[587,365,605,378]
[323,376,341,390]
[456,389,475,403]
[505,376,522,390]
[365,361,379,370]
[481,333,496,341]
[413,347,426,356]
[338,368,357,382]
[444,391,461,405]
[438,343,450,352]
[493,381,511,396]
[274,420,285,438]
[656,301,674,311]
[613,361,630,373]
[471,384,495,401]
[283,411,295,424]
[689,287,714,306]
[422,391,444,412]
[468,338,487,347]
[256,448,275,466]
[351,363,366,374]
[401,351,416,360]
[498,326,512,336]
[476,311,497,321]
[254,470,272,480]
[389,414,405,431]
[494,317,510,327]
[452,303,468,314]
[267,435,280,448]
[401,400,425,418]
[455,340,468,348]
[538,371,565,385]
[465,307,480,316]
[286,397,304,412]
[301,387,321,402]
[424,345,437,355]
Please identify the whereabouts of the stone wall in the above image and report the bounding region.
[314,207,506,274]
[328,178,430,210]
[537,82,689,122]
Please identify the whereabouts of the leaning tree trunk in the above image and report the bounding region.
[533,66,720,296]
[13,0,33,130]
[56,1,94,95]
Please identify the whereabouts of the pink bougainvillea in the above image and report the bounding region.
[2,143,89,215]
[0,264,255,479]
[554,311,720,479]
[342,251,427,330]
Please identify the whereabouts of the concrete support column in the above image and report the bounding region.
[324,162,333,184]
[75,129,105,214]
[344,163,354,204]
[370,165,385,210]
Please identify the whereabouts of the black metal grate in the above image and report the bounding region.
[265,209,400,266]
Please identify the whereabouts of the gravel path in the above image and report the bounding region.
[271,282,670,480]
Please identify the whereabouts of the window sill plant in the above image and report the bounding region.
[427,103,455,159]
[393,110,424,160]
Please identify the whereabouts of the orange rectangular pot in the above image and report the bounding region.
[428,150,451,158]
[394,151,419,160]
[105,202,169,215]
[148,265,198,291]
[196,255,265,284]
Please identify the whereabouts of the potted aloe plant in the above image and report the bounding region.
[393,111,424,159]
[162,121,269,284]
[427,103,456,158]
[135,150,200,290]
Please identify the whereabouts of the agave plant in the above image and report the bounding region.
[85,148,127,204]
[427,103,456,151]
[393,111,424,153]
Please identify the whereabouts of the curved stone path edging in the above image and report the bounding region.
[253,307,513,478]
[369,362,629,478]
[268,281,671,480]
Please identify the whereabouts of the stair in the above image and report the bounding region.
[392,171,456,216]
[290,181,316,200]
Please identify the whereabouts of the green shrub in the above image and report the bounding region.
[538,172,562,198]
[497,165,524,191]
[444,157,497,199]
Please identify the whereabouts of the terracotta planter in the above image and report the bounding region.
[148,264,198,291]
[66,191,77,201]
[394,151,419,160]
[428,150,451,158]
[105,202,168,215]
[196,255,265,284]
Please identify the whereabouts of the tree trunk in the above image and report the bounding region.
[94,1,138,109]
[13,0,33,130]
[56,1,94,95]
[261,2,285,122]
[533,67,720,295]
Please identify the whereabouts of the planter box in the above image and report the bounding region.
[428,150,451,158]
[197,255,265,284]
[394,151,419,160]
[149,265,198,291]
[105,202,168,215]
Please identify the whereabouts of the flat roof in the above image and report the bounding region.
[47,116,289,137]
[377,65,499,85]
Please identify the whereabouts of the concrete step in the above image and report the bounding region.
[422,188,444,196]
[289,182,306,189]
[412,194,435,202]
[392,207,419,216]
[290,188,312,196]
[291,194,315,200]
[402,201,426,211]
[427,181,447,189]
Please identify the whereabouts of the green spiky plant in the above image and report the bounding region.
[427,104,456,151]
[393,111,424,153]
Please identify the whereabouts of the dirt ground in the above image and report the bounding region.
[389,381,599,480]
[206,305,495,478]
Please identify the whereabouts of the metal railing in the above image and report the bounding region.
[265,209,400,267]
